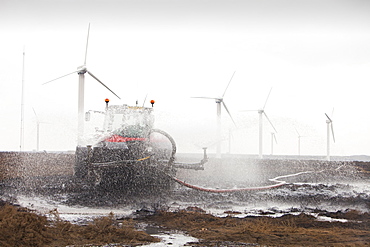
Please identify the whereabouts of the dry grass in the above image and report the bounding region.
[1,201,369,246]
[0,203,159,247]
[0,204,51,247]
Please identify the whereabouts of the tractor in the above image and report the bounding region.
[74,99,207,192]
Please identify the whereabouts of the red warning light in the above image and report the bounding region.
[105,98,110,103]
[150,100,155,107]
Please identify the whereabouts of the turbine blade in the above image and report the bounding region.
[86,70,121,100]
[325,113,332,122]
[294,127,300,137]
[32,107,39,123]
[222,101,237,127]
[240,109,259,112]
[222,71,236,98]
[263,112,277,133]
[331,123,335,143]
[271,133,278,144]
[84,23,90,66]
[42,70,78,85]
[229,128,234,140]
[142,94,148,107]
[262,87,273,110]
[191,97,219,100]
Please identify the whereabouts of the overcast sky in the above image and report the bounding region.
[1,0,370,156]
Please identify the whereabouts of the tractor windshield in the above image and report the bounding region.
[105,105,154,138]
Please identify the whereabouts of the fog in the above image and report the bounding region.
[1,0,370,156]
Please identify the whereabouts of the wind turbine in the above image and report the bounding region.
[32,108,48,151]
[270,132,277,155]
[325,112,335,161]
[295,128,304,156]
[43,24,121,146]
[192,71,237,158]
[244,88,277,159]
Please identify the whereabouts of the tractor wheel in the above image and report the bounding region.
[74,146,88,179]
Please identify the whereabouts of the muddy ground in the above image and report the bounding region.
[0,152,369,246]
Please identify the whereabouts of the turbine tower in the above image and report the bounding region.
[325,113,335,161]
[43,24,121,146]
[244,88,277,159]
[192,71,237,158]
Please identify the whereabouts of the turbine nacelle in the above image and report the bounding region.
[77,65,87,74]
[191,71,237,127]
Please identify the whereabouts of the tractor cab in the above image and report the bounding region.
[84,101,172,163]
[97,104,154,151]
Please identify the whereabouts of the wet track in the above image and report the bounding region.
[1,155,369,216]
